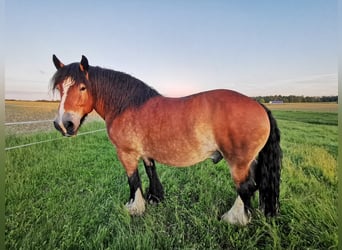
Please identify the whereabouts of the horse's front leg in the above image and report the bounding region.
[143,158,164,204]
[118,151,146,216]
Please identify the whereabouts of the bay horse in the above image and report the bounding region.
[51,55,282,226]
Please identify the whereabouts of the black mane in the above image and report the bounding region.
[51,64,161,117]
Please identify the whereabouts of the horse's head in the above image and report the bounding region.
[51,55,94,136]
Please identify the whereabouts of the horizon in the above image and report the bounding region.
[5,1,337,100]
[5,93,338,103]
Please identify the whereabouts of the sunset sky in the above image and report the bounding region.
[5,0,337,100]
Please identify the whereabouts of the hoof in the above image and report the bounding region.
[221,196,251,226]
[146,193,163,205]
[125,189,146,216]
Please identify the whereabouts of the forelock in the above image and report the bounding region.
[51,63,88,90]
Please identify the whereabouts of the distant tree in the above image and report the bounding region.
[251,95,338,103]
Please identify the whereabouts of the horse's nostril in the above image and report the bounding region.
[64,121,74,134]
[54,120,67,136]
[53,121,60,130]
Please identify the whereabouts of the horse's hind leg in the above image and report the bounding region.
[222,160,258,226]
[143,158,164,204]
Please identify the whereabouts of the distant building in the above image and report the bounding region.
[269,100,284,104]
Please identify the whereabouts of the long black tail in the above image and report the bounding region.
[256,105,282,216]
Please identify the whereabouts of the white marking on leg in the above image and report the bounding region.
[57,77,75,133]
[221,196,251,226]
[125,188,146,216]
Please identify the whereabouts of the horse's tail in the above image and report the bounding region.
[255,105,282,216]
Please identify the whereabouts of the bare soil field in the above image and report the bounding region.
[264,102,338,112]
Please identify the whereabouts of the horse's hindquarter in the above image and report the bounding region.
[210,90,270,166]
[108,90,270,167]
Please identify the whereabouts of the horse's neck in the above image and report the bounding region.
[93,100,106,120]
[90,68,110,120]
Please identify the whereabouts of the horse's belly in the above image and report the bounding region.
[153,153,211,167]
[157,155,208,167]
[143,137,217,167]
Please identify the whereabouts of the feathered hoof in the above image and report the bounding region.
[125,189,146,216]
[221,196,251,226]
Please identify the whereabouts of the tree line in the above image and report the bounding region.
[254,95,338,103]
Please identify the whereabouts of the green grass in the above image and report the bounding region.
[5,111,338,249]
[272,110,338,126]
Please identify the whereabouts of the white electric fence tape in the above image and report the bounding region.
[5,120,54,126]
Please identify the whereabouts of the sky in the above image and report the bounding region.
[5,0,337,100]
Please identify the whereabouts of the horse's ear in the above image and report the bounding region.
[53,54,64,69]
[80,55,89,72]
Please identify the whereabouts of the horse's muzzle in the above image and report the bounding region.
[53,120,76,137]
[53,112,87,137]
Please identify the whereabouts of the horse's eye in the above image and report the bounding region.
[80,86,86,91]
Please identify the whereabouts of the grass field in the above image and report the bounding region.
[5,101,338,249]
